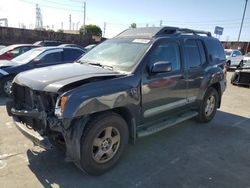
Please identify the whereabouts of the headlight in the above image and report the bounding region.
[55,96,68,118]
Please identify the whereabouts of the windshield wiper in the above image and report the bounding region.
[88,62,114,70]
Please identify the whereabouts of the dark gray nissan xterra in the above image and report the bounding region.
[7,27,227,175]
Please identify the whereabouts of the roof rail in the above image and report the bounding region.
[177,28,211,37]
[157,27,211,37]
[115,27,212,39]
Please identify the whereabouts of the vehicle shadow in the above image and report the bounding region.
[26,110,250,188]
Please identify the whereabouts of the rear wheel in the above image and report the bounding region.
[197,87,219,123]
[79,112,129,175]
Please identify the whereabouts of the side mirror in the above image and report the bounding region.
[232,54,236,57]
[151,61,172,73]
[33,58,42,64]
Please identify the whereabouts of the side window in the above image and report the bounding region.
[235,51,242,56]
[9,47,21,57]
[197,41,207,64]
[41,51,62,64]
[185,40,202,68]
[149,42,181,72]
[204,39,226,63]
[20,47,31,54]
[232,51,237,56]
[63,49,83,62]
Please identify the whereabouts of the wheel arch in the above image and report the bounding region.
[88,107,136,144]
[209,82,222,108]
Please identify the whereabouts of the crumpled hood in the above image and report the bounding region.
[0,60,18,68]
[14,63,121,92]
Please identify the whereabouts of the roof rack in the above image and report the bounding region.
[115,27,212,38]
[157,27,212,37]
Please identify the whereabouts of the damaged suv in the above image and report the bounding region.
[7,27,227,175]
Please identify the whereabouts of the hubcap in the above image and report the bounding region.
[3,80,13,95]
[205,95,215,117]
[92,126,120,163]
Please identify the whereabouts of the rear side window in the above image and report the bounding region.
[42,51,62,64]
[185,40,202,68]
[204,39,226,63]
[63,49,83,62]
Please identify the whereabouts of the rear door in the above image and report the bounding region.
[35,49,63,68]
[184,39,207,101]
[63,49,84,63]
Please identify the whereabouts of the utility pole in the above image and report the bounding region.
[35,4,43,29]
[103,22,106,37]
[83,1,86,29]
[61,22,63,30]
[160,20,163,27]
[237,0,248,42]
[69,14,71,30]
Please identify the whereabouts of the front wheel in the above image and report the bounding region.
[0,77,14,97]
[197,87,219,123]
[79,112,129,175]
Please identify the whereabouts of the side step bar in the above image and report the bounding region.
[137,111,198,138]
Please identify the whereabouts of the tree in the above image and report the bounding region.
[47,29,54,32]
[130,23,137,28]
[79,24,102,36]
[57,29,64,33]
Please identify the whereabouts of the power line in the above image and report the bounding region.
[21,0,83,12]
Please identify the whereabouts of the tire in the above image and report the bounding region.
[197,87,219,123]
[0,76,14,97]
[238,60,243,68]
[79,112,129,175]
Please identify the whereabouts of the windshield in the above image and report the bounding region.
[78,38,151,72]
[224,50,232,56]
[0,45,15,55]
[12,48,44,64]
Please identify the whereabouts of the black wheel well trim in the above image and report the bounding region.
[208,82,222,108]
[88,107,136,144]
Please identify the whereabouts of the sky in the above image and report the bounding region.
[0,0,249,40]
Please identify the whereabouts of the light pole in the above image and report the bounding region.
[237,0,248,42]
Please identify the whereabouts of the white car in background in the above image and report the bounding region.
[243,52,250,66]
[225,49,244,68]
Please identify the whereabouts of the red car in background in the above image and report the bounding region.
[0,44,40,60]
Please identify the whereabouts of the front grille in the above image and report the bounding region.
[12,83,57,113]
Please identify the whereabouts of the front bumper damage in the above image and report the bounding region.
[6,100,89,165]
[13,116,52,149]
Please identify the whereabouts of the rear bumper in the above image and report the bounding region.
[13,116,52,149]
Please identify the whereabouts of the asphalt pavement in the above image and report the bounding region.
[0,72,250,188]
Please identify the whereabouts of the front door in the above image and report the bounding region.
[141,39,187,123]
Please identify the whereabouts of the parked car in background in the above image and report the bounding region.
[0,44,39,60]
[59,44,86,51]
[0,47,85,96]
[225,49,244,68]
[84,44,97,51]
[231,59,250,87]
[243,52,250,66]
[0,45,6,50]
[33,40,62,46]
